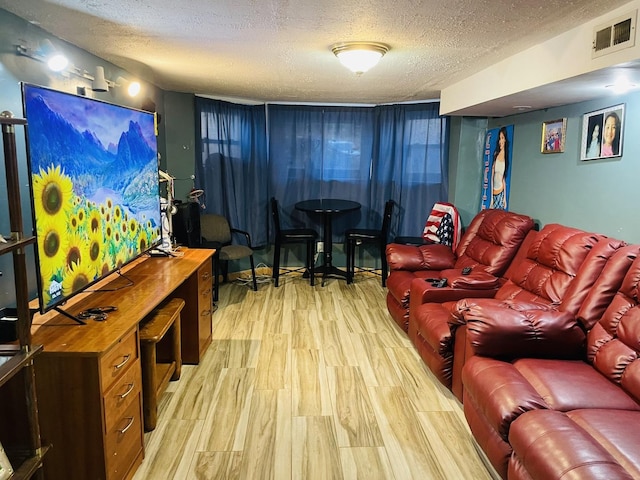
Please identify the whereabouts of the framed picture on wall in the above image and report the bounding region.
[541,118,566,153]
[580,104,625,161]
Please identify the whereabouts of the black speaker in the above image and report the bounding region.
[173,202,201,247]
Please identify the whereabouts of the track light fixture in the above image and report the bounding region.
[15,41,142,96]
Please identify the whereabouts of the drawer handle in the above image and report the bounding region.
[119,382,135,399]
[201,288,211,296]
[201,310,212,317]
[114,354,131,370]
[119,416,135,434]
[201,272,211,280]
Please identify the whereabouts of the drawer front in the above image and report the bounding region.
[100,329,139,392]
[104,358,142,431]
[106,398,144,480]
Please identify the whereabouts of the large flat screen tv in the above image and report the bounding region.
[22,83,161,314]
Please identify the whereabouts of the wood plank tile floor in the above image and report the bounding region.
[133,272,498,480]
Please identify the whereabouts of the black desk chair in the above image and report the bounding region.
[271,197,319,287]
[345,199,395,286]
[200,214,257,301]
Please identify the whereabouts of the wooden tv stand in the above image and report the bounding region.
[30,247,214,480]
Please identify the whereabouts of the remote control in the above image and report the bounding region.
[435,278,448,288]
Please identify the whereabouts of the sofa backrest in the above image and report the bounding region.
[496,224,625,313]
[585,246,640,404]
[453,209,535,276]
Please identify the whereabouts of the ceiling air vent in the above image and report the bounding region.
[592,10,637,58]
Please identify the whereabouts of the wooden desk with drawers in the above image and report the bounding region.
[30,248,214,480]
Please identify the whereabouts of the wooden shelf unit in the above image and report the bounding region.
[0,113,46,478]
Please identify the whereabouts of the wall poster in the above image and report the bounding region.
[481,125,514,210]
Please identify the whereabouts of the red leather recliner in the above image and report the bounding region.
[411,224,625,401]
[385,209,535,332]
[460,243,640,479]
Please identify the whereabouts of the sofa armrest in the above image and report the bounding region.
[409,274,500,310]
[386,243,456,272]
[451,299,586,359]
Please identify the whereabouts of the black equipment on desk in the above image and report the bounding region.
[173,202,201,247]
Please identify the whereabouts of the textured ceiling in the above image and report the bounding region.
[0,0,634,109]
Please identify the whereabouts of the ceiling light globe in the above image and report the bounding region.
[337,50,383,74]
[332,42,389,75]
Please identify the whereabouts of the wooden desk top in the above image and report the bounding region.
[31,248,214,356]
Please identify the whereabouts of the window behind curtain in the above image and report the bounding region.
[195,99,448,246]
[268,106,375,239]
[385,104,449,239]
[195,97,268,246]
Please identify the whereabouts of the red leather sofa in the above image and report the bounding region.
[385,209,535,332]
[460,243,640,479]
[411,224,624,400]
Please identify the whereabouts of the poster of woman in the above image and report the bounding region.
[481,125,514,211]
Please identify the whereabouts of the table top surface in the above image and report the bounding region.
[30,248,214,355]
[295,199,361,213]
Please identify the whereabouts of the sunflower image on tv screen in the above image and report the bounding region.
[22,84,162,312]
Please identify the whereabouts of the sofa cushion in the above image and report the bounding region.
[462,357,550,440]
[497,225,607,305]
[452,210,535,275]
[513,358,640,412]
[386,243,456,272]
[567,409,640,477]
[509,409,638,480]
[576,244,640,329]
[457,299,586,359]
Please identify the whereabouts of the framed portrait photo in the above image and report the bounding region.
[541,118,566,153]
[581,104,625,161]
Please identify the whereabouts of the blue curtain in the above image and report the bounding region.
[268,105,376,241]
[373,103,449,239]
[195,98,448,246]
[194,97,269,246]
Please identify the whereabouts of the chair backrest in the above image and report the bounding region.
[381,199,395,242]
[497,223,625,315]
[579,244,640,403]
[453,209,535,277]
[422,202,462,249]
[200,214,232,244]
[270,197,282,235]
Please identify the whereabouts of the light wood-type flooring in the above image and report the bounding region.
[133,272,498,479]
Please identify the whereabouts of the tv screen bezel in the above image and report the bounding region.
[21,83,163,315]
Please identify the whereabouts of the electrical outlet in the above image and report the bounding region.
[317,241,324,253]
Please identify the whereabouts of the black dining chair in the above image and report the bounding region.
[345,199,395,286]
[200,213,257,301]
[271,197,319,287]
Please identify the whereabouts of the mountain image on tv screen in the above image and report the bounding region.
[22,84,161,312]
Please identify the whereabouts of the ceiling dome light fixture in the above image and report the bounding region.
[332,42,389,74]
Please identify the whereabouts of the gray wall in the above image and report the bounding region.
[163,92,197,202]
[450,92,640,243]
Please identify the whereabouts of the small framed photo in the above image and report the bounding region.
[581,104,624,161]
[541,118,567,153]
